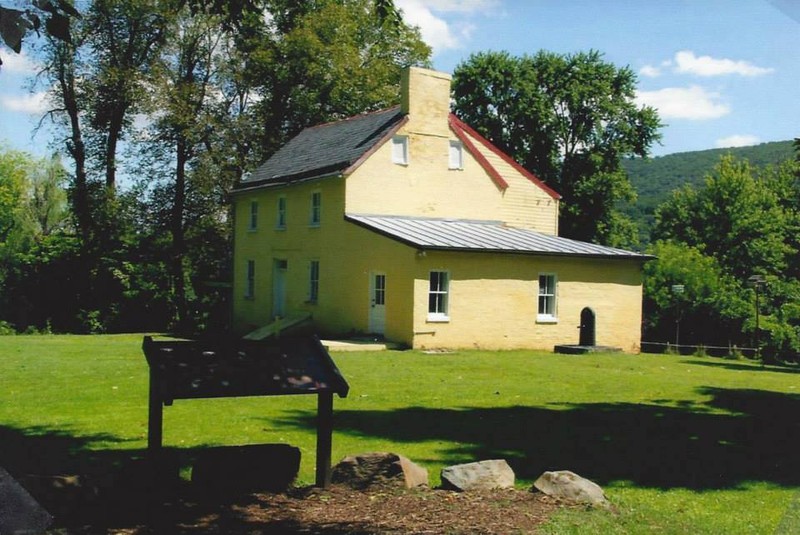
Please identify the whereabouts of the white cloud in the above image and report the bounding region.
[422,0,499,12]
[396,0,459,51]
[0,91,48,114]
[0,50,39,74]
[715,135,760,148]
[674,50,774,77]
[635,85,730,120]
[395,0,496,54]
[639,65,661,78]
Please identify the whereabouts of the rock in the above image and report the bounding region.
[532,470,610,508]
[191,444,301,494]
[332,452,428,489]
[440,459,515,491]
[0,467,53,534]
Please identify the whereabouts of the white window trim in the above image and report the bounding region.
[392,135,409,165]
[309,191,321,227]
[537,273,558,323]
[248,201,258,231]
[276,196,287,230]
[449,140,463,170]
[427,270,450,322]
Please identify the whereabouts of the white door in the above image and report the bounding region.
[368,272,386,335]
[272,259,287,318]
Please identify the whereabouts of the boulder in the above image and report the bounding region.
[0,467,53,534]
[332,452,428,489]
[532,470,610,508]
[440,459,515,491]
[191,444,300,494]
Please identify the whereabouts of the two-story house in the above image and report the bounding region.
[231,67,649,351]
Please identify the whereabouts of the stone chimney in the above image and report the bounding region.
[400,67,452,138]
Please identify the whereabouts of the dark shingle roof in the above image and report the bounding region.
[346,214,652,259]
[238,107,405,189]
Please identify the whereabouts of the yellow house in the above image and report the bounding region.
[231,67,649,352]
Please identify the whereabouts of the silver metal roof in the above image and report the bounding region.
[345,214,652,259]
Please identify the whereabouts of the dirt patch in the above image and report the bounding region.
[48,484,562,534]
[237,486,559,534]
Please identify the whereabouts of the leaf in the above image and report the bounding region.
[44,12,71,43]
[0,6,35,53]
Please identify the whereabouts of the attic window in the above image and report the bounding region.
[449,140,463,170]
[392,135,409,165]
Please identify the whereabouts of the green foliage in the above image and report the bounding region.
[643,241,749,347]
[1,335,798,533]
[243,0,431,160]
[655,156,790,278]
[9,1,429,335]
[648,154,800,360]
[621,140,795,244]
[452,49,661,246]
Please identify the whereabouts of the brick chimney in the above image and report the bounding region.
[400,67,452,138]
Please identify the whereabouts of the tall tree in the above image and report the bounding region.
[83,0,170,192]
[40,30,91,241]
[245,0,431,160]
[452,50,661,246]
[649,155,800,359]
[146,8,224,328]
[653,156,791,279]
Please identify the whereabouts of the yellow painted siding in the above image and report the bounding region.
[410,252,644,352]
[232,178,418,345]
[232,66,643,352]
[346,133,504,219]
[460,128,559,234]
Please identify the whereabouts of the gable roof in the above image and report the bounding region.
[346,214,651,260]
[449,115,561,200]
[236,107,406,190]
[234,104,562,203]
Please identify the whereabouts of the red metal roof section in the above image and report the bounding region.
[448,114,562,200]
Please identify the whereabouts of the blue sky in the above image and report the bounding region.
[1,0,798,159]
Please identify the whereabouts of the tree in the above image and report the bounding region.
[650,155,800,360]
[0,0,79,68]
[653,156,791,279]
[642,241,749,349]
[82,0,170,192]
[452,50,661,246]
[244,0,431,160]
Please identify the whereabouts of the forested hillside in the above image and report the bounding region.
[622,140,795,243]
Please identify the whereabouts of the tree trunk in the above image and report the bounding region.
[55,40,91,242]
[170,137,188,329]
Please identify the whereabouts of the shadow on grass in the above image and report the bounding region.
[686,359,800,375]
[276,386,800,490]
[0,425,380,534]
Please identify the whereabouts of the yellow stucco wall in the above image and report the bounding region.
[459,128,559,234]
[346,67,559,234]
[410,251,644,352]
[233,179,644,351]
[231,67,644,352]
[232,178,419,345]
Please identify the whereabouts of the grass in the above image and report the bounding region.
[1,334,800,533]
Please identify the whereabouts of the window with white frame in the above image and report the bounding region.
[392,135,409,165]
[310,191,321,226]
[309,260,320,303]
[428,271,449,321]
[248,201,258,230]
[276,196,287,229]
[538,273,557,321]
[245,260,255,298]
[449,140,463,170]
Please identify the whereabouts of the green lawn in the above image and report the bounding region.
[1,334,799,533]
